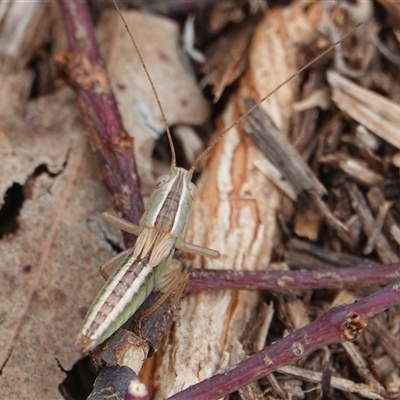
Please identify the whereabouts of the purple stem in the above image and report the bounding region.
[56,0,144,246]
[188,263,400,291]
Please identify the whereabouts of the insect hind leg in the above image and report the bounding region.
[99,248,132,280]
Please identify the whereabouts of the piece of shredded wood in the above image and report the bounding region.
[291,71,320,157]
[264,373,288,399]
[237,383,264,400]
[320,153,384,186]
[390,224,400,246]
[293,202,321,241]
[253,158,297,201]
[286,237,372,270]
[365,187,400,251]
[238,303,275,399]
[385,372,400,396]
[367,318,400,367]
[230,345,264,400]
[349,158,382,184]
[347,183,399,264]
[254,302,274,353]
[244,100,352,243]
[345,214,362,245]
[371,355,400,395]
[363,201,392,255]
[154,69,275,400]
[243,98,326,198]
[392,152,400,168]
[372,355,397,380]
[328,71,400,150]
[341,342,385,393]
[293,88,331,111]
[277,365,385,399]
[285,298,310,330]
[355,125,381,151]
[331,289,358,307]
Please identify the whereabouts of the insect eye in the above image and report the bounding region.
[189,182,197,199]
[155,174,169,188]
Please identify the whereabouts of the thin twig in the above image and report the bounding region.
[188,263,400,291]
[56,0,144,246]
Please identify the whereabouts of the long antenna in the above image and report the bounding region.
[189,22,362,172]
[111,0,176,166]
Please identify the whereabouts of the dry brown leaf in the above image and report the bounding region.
[97,10,210,192]
[0,3,114,398]
[0,87,120,398]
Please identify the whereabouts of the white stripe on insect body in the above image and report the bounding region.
[77,253,154,351]
[141,166,195,238]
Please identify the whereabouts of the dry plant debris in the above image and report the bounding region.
[1,0,400,399]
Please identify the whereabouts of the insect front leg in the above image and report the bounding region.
[102,211,142,235]
[99,212,143,280]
